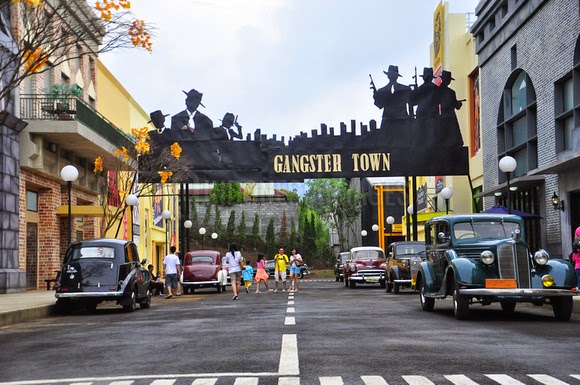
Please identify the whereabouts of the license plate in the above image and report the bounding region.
[485,279,516,288]
[366,277,379,283]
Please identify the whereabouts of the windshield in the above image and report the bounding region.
[352,250,385,259]
[453,221,521,240]
[394,244,425,256]
[70,246,115,260]
[339,253,349,262]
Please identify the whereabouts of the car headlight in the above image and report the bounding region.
[350,264,356,272]
[541,274,554,287]
[480,250,495,265]
[402,259,410,268]
[534,249,549,265]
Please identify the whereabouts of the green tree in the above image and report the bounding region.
[209,183,244,206]
[304,178,364,251]
[226,210,236,241]
[288,216,297,250]
[213,205,224,236]
[201,201,212,229]
[278,210,288,246]
[237,210,247,248]
[250,213,261,250]
[265,217,276,257]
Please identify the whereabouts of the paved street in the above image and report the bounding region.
[0,279,578,385]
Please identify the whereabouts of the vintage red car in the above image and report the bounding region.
[181,250,228,294]
[343,246,387,288]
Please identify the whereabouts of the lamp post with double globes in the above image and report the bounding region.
[60,165,79,246]
[125,194,139,242]
[161,210,171,256]
[499,156,517,214]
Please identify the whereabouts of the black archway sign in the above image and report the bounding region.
[140,66,469,242]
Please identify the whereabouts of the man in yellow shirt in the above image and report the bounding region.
[273,247,289,292]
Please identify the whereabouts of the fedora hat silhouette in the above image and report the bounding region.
[383,65,402,77]
[183,89,205,108]
[441,70,455,81]
[420,67,434,78]
[148,110,169,129]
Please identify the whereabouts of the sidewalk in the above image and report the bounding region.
[0,289,579,327]
[0,290,56,327]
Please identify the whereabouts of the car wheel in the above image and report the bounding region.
[340,276,344,282]
[182,286,189,295]
[393,282,400,294]
[349,280,356,288]
[500,300,516,314]
[216,285,222,293]
[453,282,469,320]
[386,281,393,293]
[344,276,349,287]
[55,299,73,315]
[123,290,137,312]
[380,280,386,289]
[298,270,304,279]
[139,289,152,309]
[419,281,434,312]
[552,296,573,321]
[85,301,98,313]
[335,275,339,282]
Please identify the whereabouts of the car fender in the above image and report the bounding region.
[449,257,479,286]
[534,259,578,287]
[390,265,402,280]
[418,261,436,292]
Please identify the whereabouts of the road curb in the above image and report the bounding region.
[0,305,55,327]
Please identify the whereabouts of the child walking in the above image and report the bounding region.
[241,260,254,293]
[254,254,270,293]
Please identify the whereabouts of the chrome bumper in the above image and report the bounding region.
[55,291,124,299]
[459,288,578,297]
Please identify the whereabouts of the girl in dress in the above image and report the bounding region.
[254,254,270,293]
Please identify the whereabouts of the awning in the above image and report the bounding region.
[473,175,545,198]
[528,152,580,175]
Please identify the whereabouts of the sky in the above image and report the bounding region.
[100,0,480,143]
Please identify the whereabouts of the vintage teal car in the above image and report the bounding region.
[416,214,577,321]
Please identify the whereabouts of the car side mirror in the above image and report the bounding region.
[141,258,148,266]
[438,232,449,242]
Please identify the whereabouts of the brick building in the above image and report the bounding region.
[471,0,580,257]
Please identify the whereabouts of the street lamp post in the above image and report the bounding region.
[60,165,79,247]
[386,216,395,247]
[499,156,517,214]
[371,224,379,246]
[199,227,206,249]
[440,187,453,215]
[162,210,171,256]
[125,194,138,242]
[184,220,193,252]
[361,229,367,246]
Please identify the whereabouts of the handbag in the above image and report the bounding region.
[294,257,304,267]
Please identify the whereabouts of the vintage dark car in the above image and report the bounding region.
[182,250,227,293]
[266,259,310,279]
[385,241,426,294]
[335,252,350,282]
[343,246,387,288]
[416,214,578,320]
[55,238,151,313]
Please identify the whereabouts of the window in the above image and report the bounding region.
[26,191,38,212]
[497,70,537,181]
[555,36,580,152]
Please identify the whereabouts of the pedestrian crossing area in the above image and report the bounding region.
[3,374,579,385]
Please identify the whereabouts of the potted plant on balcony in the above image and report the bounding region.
[42,83,83,119]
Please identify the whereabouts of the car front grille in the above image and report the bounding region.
[497,243,530,288]
[355,269,384,277]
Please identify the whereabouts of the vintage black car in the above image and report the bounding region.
[55,239,152,313]
[385,241,425,294]
[335,252,349,282]
[416,214,578,320]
